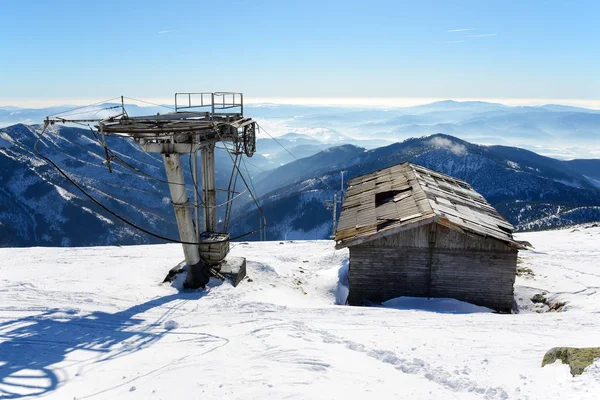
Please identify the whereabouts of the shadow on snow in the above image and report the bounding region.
[0,291,207,398]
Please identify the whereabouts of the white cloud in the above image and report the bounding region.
[465,33,497,38]
[447,28,474,32]
[158,30,173,34]
[429,137,468,156]
[442,40,465,44]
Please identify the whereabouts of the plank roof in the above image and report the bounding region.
[334,162,522,249]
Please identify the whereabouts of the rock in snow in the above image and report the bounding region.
[542,347,600,376]
[0,227,599,399]
[163,320,179,330]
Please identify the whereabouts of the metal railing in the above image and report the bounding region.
[174,92,244,117]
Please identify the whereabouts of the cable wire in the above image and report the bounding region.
[47,97,122,117]
[216,131,267,237]
[34,124,261,244]
[87,122,246,210]
[123,96,175,110]
[255,123,299,161]
[255,122,337,192]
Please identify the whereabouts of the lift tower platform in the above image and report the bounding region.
[45,92,258,288]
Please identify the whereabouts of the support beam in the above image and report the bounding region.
[162,153,209,288]
[426,223,437,299]
[201,144,217,232]
[191,150,200,240]
[332,192,337,238]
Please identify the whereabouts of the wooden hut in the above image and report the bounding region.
[334,162,523,312]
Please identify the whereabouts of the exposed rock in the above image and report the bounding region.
[516,240,533,248]
[542,347,600,376]
[516,265,534,277]
[531,293,547,304]
[516,257,534,278]
[533,303,550,313]
[163,262,186,283]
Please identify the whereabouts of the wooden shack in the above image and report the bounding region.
[334,162,523,312]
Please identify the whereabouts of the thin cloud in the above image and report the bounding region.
[442,40,465,44]
[447,28,474,32]
[158,29,174,34]
[465,33,497,38]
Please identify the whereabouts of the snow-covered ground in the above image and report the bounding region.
[0,227,599,399]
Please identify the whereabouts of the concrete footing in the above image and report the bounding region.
[217,256,247,287]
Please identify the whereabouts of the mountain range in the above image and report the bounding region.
[5,99,600,160]
[230,134,600,240]
[0,122,327,247]
[1,99,600,246]
[252,100,600,160]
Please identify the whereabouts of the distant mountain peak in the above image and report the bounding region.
[425,132,465,141]
[431,100,460,105]
[425,99,505,107]
[322,144,363,153]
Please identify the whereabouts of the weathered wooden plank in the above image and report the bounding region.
[347,223,518,311]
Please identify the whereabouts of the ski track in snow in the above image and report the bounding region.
[0,229,599,399]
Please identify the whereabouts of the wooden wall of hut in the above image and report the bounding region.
[347,223,518,312]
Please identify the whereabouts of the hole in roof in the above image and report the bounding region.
[375,188,411,207]
[377,219,398,231]
[497,225,512,235]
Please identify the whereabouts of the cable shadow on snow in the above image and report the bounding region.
[0,291,207,398]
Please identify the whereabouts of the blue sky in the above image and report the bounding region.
[1,0,599,106]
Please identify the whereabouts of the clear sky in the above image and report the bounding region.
[1,0,599,107]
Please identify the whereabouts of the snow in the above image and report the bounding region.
[584,175,600,188]
[553,178,583,188]
[54,185,76,201]
[506,160,519,169]
[0,228,599,399]
[81,206,115,225]
[0,133,13,148]
[514,226,600,313]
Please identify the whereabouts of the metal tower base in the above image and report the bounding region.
[163,255,246,288]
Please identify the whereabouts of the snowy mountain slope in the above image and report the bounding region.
[255,134,599,197]
[0,123,284,247]
[0,124,249,247]
[0,227,599,399]
[253,144,365,196]
[233,134,600,240]
[254,135,333,168]
[2,123,599,246]
[0,124,174,247]
[563,159,600,182]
